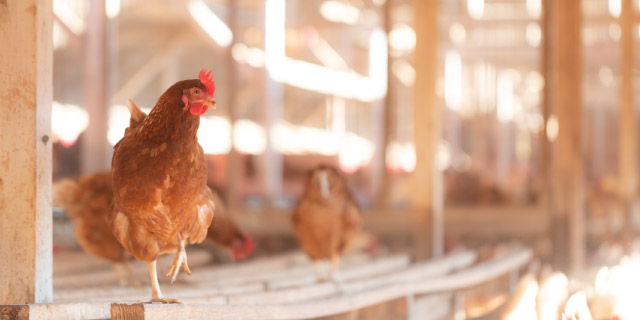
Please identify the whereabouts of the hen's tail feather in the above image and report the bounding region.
[127,98,147,129]
[52,178,80,217]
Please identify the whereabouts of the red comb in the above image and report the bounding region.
[198,68,215,96]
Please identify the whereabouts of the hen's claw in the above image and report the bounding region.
[147,298,183,304]
[166,240,191,283]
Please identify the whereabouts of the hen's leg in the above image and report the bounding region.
[313,260,327,281]
[166,238,191,283]
[148,260,182,304]
[123,260,140,288]
[113,263,125,286]
[330,253,340,278]
[330,253,344,290]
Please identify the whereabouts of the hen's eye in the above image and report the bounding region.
[194,88,200,95]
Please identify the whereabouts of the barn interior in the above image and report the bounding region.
[1,0,639,319]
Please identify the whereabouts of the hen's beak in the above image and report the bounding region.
[204,99,216,110]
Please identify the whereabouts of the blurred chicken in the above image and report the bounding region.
[52,172,137,287]
[292,165,362,281]
[207,191,254,261]
[110,69,217,303]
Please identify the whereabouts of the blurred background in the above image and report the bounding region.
[43,0,640,317]
[50,0,640,274]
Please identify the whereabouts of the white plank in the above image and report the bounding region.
[139,248,531,320]
[265,253,391,290]
[0,0,53,304]
[53,249,211,289]
[29,302,110,320]
[226,250,473,306]
[183,252,369,286]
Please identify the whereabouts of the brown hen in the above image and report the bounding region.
[56,170,253,264]
[110,70,216,303]
[292,165,362,281]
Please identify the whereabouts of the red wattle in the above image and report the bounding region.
[189,103,204,115]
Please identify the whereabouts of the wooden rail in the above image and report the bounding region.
[1,246,531,319]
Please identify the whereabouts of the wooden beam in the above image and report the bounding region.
[81,0,109,174]
[619,0,637,242]
[374,0,394,208]
[0,0,53,304]
[53,14,83,53]
[544,0,585,275]
[226,0,242,208]
[410,0,442,260]
[111,31,187,105]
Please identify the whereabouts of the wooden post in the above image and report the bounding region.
[544,0,584,275]
[375,0,395,208]
[226,0,241,208]
[0,0,53,304]
[619,0,637,242]
[81,0,109,174]
[411,0,442,260]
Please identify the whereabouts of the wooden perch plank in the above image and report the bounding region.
[53,249,211,289]
[117,248,530,320]
[0,0,53,304]
[341,250,476,294]
[229,252,471,306]
[265,254,401,290]
[183,252,369,287]
[30,302,111,320]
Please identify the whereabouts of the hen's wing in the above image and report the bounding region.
[338,198,362,254]
[182,186,215,244]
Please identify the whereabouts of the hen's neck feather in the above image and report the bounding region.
[137,80,202,143]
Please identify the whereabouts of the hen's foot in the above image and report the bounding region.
[146,298,183,304]
[166,244,191,283]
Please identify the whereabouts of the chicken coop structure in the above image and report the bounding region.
[1,0,640,319]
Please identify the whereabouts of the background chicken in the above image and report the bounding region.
[207,191,254,261]
[110,69,216,303]
[292,165,362,281]
[52,172,137,287]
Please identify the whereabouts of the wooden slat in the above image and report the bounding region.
[340,250,476,294]
[266,254,409,290]
[182,252,369,287]
[54,282,263,303]
[315,297,407,320]
[0,0,53,304]
[29,302,111,320]
[227,255,410,305]
[53,249,212,289]
[109,248,530,320]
